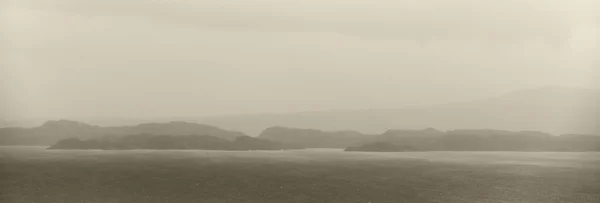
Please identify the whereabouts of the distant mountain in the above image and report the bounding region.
[4,87,596,135]
[364,128,446,150]
[48,134,302,150]
[346,129,600,152]
[257,126,369,148]
[0,120,247,146]
[3,87,597,146]
[102,121,246,140]
[199,87,600,135]
[256,126,600,151]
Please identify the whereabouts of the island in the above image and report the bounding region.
[48,134,304,150]
[345,142,420,152]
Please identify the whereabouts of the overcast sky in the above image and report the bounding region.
[1,0,599,119]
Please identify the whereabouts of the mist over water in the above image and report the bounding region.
[2,0,599,120]
[2,0,600,202]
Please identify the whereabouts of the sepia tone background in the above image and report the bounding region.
[1,0,599,134]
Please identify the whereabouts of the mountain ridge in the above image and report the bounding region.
[0,121,247,146]
[199,87,600,135]
[2,87,598,136]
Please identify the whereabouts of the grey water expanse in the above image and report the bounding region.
[1,147,600,203]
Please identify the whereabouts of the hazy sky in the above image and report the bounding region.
[1,0,599,119]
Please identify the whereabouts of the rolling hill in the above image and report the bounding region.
[0,120,247,146]
[199,87,600,135]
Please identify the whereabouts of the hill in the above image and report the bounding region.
[48,134,302,150]
[346,130,600,152]
[257,126,600,151]
[0,120,247,146]
[363,128,446,150]
[257,126,369,148]
[199,87,600,135]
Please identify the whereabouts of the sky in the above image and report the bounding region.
[1,0,599,119]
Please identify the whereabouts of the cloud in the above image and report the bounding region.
[1,0,598,118]
[7,0,586,43]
